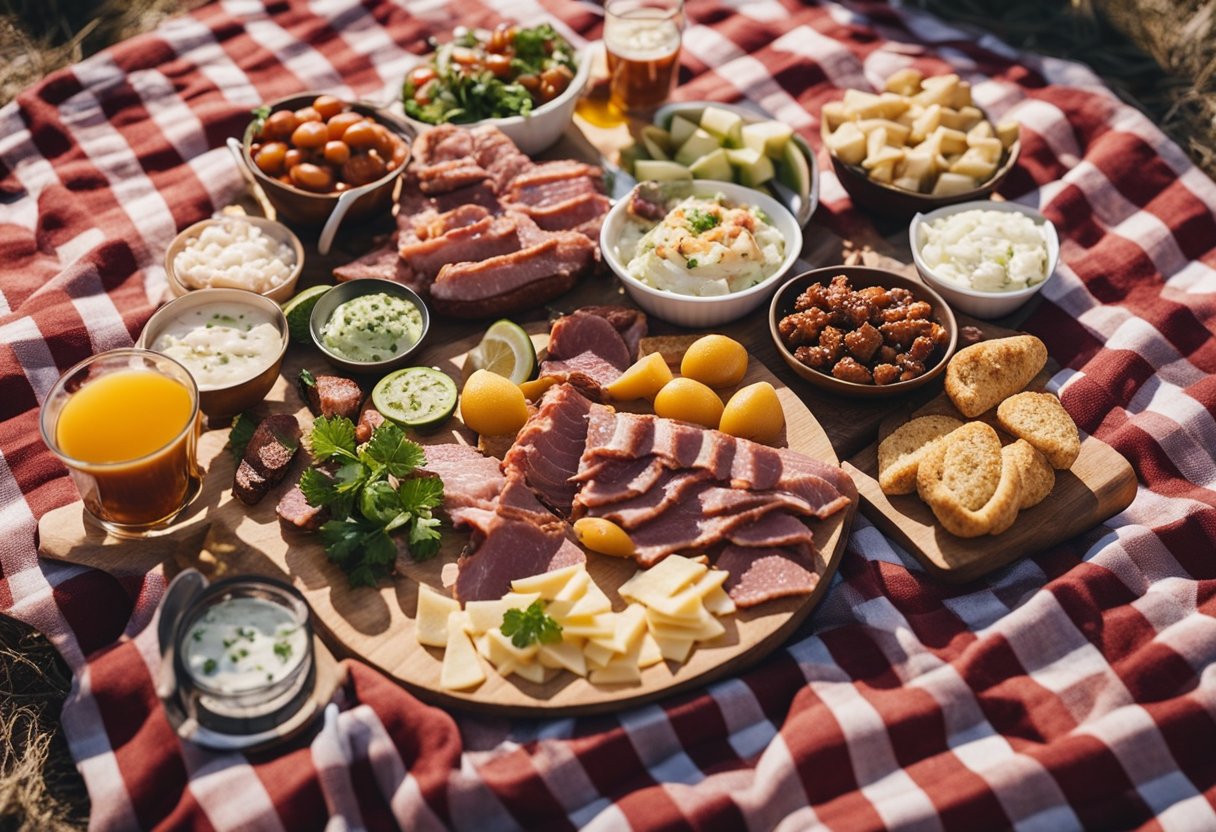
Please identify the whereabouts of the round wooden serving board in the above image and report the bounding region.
[39,322,854,716]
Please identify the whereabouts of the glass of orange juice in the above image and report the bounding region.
[604,0,684,115]
[40,349,202,537]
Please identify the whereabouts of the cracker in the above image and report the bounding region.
[878,415,965,495]
[1002,439,1055,509]
[997,392,1080,469]
[940,422,1003,510]
[917,433,1023,538]
[945,335,1048,417]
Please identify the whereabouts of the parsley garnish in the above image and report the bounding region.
[686,258,699,269]
[227,412,258,460]
[686,208,720,235]
[501,600,563,649]
[301,416,445,586]
[249,104,271,135]
[274,641,293,662]
[203,658,217,675]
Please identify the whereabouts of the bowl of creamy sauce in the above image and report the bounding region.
[910,200,1059,320]
[138,288,289,419]
[184,595,310,694]
[309,278,430,372]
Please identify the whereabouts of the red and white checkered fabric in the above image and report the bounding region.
[3,1,1215,829]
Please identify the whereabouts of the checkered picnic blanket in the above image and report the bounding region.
[3,0,1214,829]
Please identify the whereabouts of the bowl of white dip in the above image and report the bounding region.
[165,215,304,303]
[137,288,290,420]
[910,200,1059,320]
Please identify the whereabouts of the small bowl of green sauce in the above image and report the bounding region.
[309,278,430,373]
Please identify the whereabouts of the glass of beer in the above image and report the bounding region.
[40,349,202,537]
[604,0,684,115]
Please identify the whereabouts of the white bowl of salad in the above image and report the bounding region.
[401,23,592,156]
[910,200,1059,320]
[602,180,802,328]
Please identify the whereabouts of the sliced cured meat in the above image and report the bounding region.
[276,483,330,530]
[506,164,600,206]
[412,124,475,164]
[354,406,385,443]
[430,234,595,305]
[571,457,667,510]
[416,158,490,194]
[332,235,420,288]
[408,205,490,242]
[512,192,613,233]
[538,352,623,402]
[502,385,593,515]
[302,374,362,421]
[421,444,505,515]
[575,306,647,361]
[547,311,631,370]
[726,512,816,549]
[470,125,534,190]
[716,544,820,608]
[233,414,301,505]
[400,214,520,279]
[590,470,712,529]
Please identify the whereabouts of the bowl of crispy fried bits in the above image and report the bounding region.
[770,266,958,398]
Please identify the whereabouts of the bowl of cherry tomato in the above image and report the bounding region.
[400,23,590,155]
[239,93,414,231]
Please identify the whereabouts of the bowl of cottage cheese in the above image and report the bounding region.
[910,201,1059,319]
[165,215,304,303]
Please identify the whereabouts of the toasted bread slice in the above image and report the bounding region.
[917,433,1023,537]
[997,392,1080,469]
[940,422,1003,510]
[1002,439,1055,508]
[878,415,965,495]
[945,335,1048,417]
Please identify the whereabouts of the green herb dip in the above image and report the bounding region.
[320,292,423,363]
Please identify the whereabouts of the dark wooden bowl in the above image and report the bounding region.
[241,93,414,228]
[769,266,958,398]
[820,118,1020,220]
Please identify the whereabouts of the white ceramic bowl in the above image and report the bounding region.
[601,180,803,328]
[909,200,1059,320]
[399,46,592,156]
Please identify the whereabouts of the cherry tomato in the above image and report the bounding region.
[342,121,379,150]
[486,53,511,77]
[261,109,298,140]
[290,162,334,192]
[294,106,322,123]
[539,81,558,101]
[291,120,329,149]
[516,73,540,92]
[254,141,288,176]
[541,65,572,92]
[408,66,437,88]
[323,140,351,166]
[452,47,478,66]
[312,95,344,120]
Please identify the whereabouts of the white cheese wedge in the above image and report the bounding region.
[569,582,612,617]
[583,640,616,669]
[589,655,642,685]
[648,569,730,619]
[646,607,726,642]
[702,586,736,616]
[587,603,647,655]
[511,564,583,599]
[619,556,707,607]
[486,628,540,667]
[416,584,461,648]
[440,612,485,691]
[553,568,591,602]
[539,641,588,677]
[638,632,663,669]
[463,592,541,635]
[653,633,696,663]
[559,613,616,640]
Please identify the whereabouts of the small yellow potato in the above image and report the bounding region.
[573,517,635,558]
[653,378,724,429]
[719,382,785,444]
[460,369,529,436]
[605,352,673,401]
[679,334,748,388]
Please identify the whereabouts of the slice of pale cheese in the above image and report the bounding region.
[647,570,730,619]
[587,603,647,655]
[638,632,663,669]
[702,586,736,616]
[619,556,707,607]
[486,628,540,668]
[583,640,616,669]
[539,641,588,677]
[646,607,727,642]
[508,659,547,684]
[511,564,583,599]
[653,632,696,664]
[559,613,616,640]
[416,584,461,648]
[569,582,612,617]
[440,612,485,691]
[464,592,541,635]
[589,661,642,685]
[553,568,591,602]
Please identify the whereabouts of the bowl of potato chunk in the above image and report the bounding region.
[820,69,1020,219]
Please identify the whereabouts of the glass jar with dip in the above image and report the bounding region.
[39,349,202,537]
[159,571,319,747]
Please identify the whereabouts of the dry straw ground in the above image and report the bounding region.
[1,0,1212,828]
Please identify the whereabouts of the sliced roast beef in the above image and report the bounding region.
[420,444,505,515]
[505,162,601,206]
[430,235,595,304]
[538,352,624,402]
[590,470,712,529]
[725,512,816,549]
[332,235,420,287]
[716,544,820,607]
[412,123,476,164]
[276,483,330,530]
[502,385,593,515]
[470,125,534,190]
[575,306,647,361]
[547,312,632,370]
[512,192,613,232]
[416,158,490,194]
[571,456,668,510]
[301,373,362,421]
[400,214,520,279]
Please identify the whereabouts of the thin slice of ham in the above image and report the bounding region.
[715,544,820,607]
[430,234,595,303]
[420,444,505,515]
[726,512,816,549]
[400,214,521,280]
[502,384,593,515]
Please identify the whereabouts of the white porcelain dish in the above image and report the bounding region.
[399,45,593,156]
[909,200,1059,320]
[601,180,803,328]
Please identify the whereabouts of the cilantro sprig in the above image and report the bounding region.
[501,600,563,649]
[227,412,258,460]
[300,415,444,587]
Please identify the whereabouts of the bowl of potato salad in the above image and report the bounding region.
[820,69,1020,219]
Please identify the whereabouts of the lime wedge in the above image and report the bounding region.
[463,319,537,384]
[372,367,458,432]
[282,285,332,344]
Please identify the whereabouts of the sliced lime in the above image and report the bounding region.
[282,285,332,344]
[463,319,537,384]
[373,367,458,432]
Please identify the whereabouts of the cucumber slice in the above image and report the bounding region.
[463,319,537,384]
[281,285,332,344]
[372,367,458,432]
